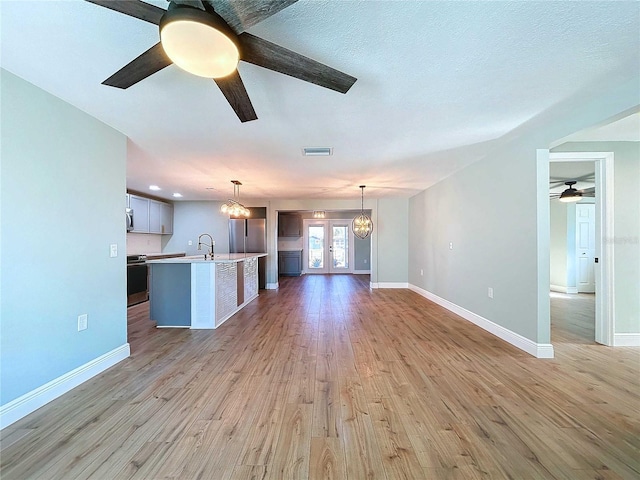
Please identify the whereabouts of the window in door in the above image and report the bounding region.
[304,220,353,274]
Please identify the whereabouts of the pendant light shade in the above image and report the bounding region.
[352,185,373,239]
[220,180,250,217]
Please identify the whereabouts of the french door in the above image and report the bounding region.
[304,220,353,274]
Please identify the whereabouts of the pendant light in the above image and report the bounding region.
[220,180,250,217]
[352,185,373,239]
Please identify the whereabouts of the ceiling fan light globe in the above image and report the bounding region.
[161,21,239,78]
[559,194,582,203]
[160,7,240,79]
[559,187,582,203]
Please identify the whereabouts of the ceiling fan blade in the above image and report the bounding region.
[213,70,258,122]
[580,187,596,195]
[170,0,205,10]
[85,0,166,25]
[238,33,357,94]
[204,0,298,34]
[102,43,172,89]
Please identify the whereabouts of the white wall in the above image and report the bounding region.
[1,70,128,407]
[551,142,640,334]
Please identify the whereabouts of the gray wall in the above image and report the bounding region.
[162,201,232,256]
[551,142,640,334]
[354,237,372,271]
[408,72,638,346]
[376,197,409,283]
[1,69,128,405]
[409,143,542,341]
[550,200,569,288]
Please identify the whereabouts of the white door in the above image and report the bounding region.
[304,220,353,274]
[576,203,596,293]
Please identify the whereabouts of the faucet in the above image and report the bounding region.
[197,233,215,260]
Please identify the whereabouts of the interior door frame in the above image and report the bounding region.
[549,152,615,346]
[303,219,355,274]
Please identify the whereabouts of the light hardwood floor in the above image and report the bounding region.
[1,276,638,479]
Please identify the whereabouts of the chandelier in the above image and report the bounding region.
[352,185,373,239]
[220,180,250,217]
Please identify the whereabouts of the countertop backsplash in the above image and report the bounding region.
[127,233,162,255]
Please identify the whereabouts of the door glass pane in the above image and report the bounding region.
[332,226,348,269]
[308,225,324,269]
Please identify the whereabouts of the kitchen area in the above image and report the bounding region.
[125,189,373,339]
[125,191,269,333]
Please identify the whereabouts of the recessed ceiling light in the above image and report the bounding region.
[303,147,333,156]
[172,193,183,198]
[149,185,161,191]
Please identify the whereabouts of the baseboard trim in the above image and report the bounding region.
[409,285,554,359]
[614,333,640,347]
[370,282,409,289]
[265,282,279,290]
[0,344,130,430]
[353,270,371,275]
[550,285,578,294]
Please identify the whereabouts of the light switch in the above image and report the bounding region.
[110,244,118,257]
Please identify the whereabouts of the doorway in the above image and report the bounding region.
[549,152,615,346]
[303,219,354,274]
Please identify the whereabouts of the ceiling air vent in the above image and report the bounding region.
[303,147,333,156]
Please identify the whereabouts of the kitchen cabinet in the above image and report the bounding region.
[129,194,150,233]
[279,250,302,276]
[128,194,173,234]
[149,200,173,234]
[278,213,302,237]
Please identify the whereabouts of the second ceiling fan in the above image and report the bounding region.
[85,0,357,122]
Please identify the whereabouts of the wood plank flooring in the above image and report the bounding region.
[1,276,638,479]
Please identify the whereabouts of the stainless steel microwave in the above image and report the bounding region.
[126,208,133,232]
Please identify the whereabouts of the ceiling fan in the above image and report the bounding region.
[549,181,595,203]
[85,0,357,122]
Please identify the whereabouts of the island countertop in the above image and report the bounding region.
[147,253,267,264]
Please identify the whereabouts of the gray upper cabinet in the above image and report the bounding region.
[130,195,173,234]
[129,194,150,233]
[150,200,173,234]
[278,213,302,237]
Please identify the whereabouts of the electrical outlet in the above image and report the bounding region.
[78,314,88,331]
[449,242,453,250]
[188,240,193,246]
[420,269,424,276]
[110,244,117,257]
[488,287,494,299]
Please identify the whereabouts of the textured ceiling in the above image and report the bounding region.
[1,0,639,201]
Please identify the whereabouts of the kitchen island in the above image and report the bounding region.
[147,253,267,329]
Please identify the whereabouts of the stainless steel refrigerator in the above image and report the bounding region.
[229,210,267,289]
